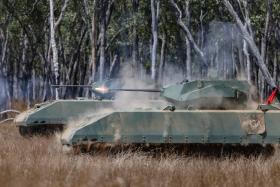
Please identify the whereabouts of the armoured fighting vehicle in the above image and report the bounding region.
[60,80,280,148]
[15,79,280,151]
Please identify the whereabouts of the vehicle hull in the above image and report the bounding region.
[64,110,280,145]
[14,100,114,135]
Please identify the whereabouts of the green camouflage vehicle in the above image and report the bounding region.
[15,79,280,152]
[58,80,280,151]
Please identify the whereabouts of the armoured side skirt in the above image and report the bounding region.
[68,110,280,145]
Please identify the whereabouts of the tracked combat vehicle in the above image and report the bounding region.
[57,80,280,150]
[15,79,280,151]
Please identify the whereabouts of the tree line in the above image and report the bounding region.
[0,0,280,109]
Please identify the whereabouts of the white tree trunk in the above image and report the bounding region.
[223,0,276,88]
[185,37,191,80]
[231,27,236,78]
[99,11,106,81]
[170,0,207,71]
[132,0,139,77]
[109,54,118,78]
[243,40,251,83]
[49,0,69,99]
[199,9,206,48]
[90,0,97,83]
[1,28,8,71]
[184,0,191,80]
[159,34,166,82]
[151,0,159,80]
[49,0,59,99]
[32,69,36,101]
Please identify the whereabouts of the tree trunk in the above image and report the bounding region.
[231,27,236,78]
[215,41,220,77]
[159,33,166,82]
[109,54,118,78]
[32,68,36,101]
[90,0,97,83]
[132,0,139,77]
[13,55,18,99]
[223,0,276,88]
[185,37,191,80]
[82,0,97,97]
[49,0,69,99]
[170,0,207,75]
[260,0,272,100]
[1,28,8,70]
[184,0,191,80]
[243,40,251,83]
[261,0,272,64]
[151,0,159,80]
[99,2,107,81]
[49,0,59,99]
[199,9,206,48]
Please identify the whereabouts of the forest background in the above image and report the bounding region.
[0,0,279,109]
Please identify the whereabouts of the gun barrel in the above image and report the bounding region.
[51,85,161,93]
[110,88,161,92]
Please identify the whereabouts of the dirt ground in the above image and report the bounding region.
[1,123,280,187]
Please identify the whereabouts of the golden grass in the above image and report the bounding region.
[1,123,280,187]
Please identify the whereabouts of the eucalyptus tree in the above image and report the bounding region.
[223,0,276,89]
[170,0,207,78]
[49,0,69,99]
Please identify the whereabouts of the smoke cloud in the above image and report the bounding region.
[113,63,163,109]
[203,21,243,79]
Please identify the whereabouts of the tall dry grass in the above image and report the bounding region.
[1,123,280,187]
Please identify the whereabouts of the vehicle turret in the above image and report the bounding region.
[92,80,251,109]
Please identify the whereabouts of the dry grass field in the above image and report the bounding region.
[1,123,280,187]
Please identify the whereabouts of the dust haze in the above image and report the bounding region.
[60,108,114,143]
[113,63,162,109]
